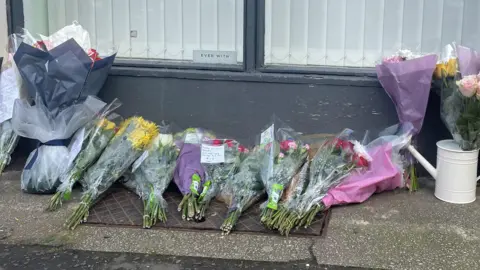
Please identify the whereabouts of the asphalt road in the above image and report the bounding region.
[0,244,373,270]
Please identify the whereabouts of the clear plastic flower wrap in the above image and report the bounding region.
[65,117,158,230]
[219,148,264,235]
[439,43,480,151]
[0,43,27,175]
[255,116,308,224]
[13,96,105,194]
[267,129,371,235]
[173,128,216,221]
[126,122,183,228]
[46,99,123,211]
[0,121,19,174]
[197,138,248,220]
[376,48,437,191]
[11,22,117,194]
[321,123,413,209]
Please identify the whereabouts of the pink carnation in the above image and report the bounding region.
[287,141,297,150]
[278,153,285,158]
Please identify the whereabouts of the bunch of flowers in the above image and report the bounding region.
[377,49,437,191]
[0,52,24,175]
[11,22,117,194]
[174,128,216,221]
[265,132,371,235]
[65,117,158,230]
[440,44,480,151]
[259,139,309,225]
[220,148,264,235]
[0,121,19,175]
[197,139,248,220]
[46,99,122,211]
[444,74,480,150]
[129,131,182,228]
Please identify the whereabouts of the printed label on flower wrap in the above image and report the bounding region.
[201,144,225,164]
[267,183,284,210]
[184,133,200,144]
[198,180,211,201]
[260,124,274,145]
[190,173,201,195]
[132,151,149,172]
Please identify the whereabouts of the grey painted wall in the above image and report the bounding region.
[98,75,399,143]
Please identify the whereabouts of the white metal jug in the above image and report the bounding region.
[408,140,479,204]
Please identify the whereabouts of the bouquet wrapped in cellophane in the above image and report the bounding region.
[197,139,248,220]
[0,47,25,175]
[220,148,264,235]
[0,121,19,174]
[11,22,116,194]
[440,44,480,151]
[127,123,183,228]
[46,99,122,211]
[174,128,216,221]
[322,124,413,210]
[267,129,371,235]
[256,116,309,224]
[65,117,158,230]
[376,49,437,191]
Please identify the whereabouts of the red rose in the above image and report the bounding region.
[88,48,102,62]
[352,154,369,167]
[238,145,248,153]
[225,139,234,148]
[212,139,223,145]
[331,139,354,152]
[280,140,291,151]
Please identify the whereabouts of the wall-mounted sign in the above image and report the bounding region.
[193,50,237,65]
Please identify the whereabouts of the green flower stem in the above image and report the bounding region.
[144,196,165,228]
[46,168,81,211]
[65,193,93,230]
[0,160,7,175]
[221,210,241,235]
[409,165,418,192]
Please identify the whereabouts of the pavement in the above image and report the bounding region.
[1,169,480,270]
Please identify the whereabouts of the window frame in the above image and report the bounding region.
[254,0,376,77]
[7,0,376,77]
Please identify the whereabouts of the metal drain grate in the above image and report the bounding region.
[86,185,330,236]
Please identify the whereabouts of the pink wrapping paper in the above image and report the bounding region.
[322,143,403,209]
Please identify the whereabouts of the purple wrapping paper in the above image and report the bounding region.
[173,143,206,195]
[456,45,480,76]
[376,54,438,135]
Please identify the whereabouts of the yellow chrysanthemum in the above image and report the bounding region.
[127,117,159,150]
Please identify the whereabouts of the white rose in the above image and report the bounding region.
[159,134,173,146]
